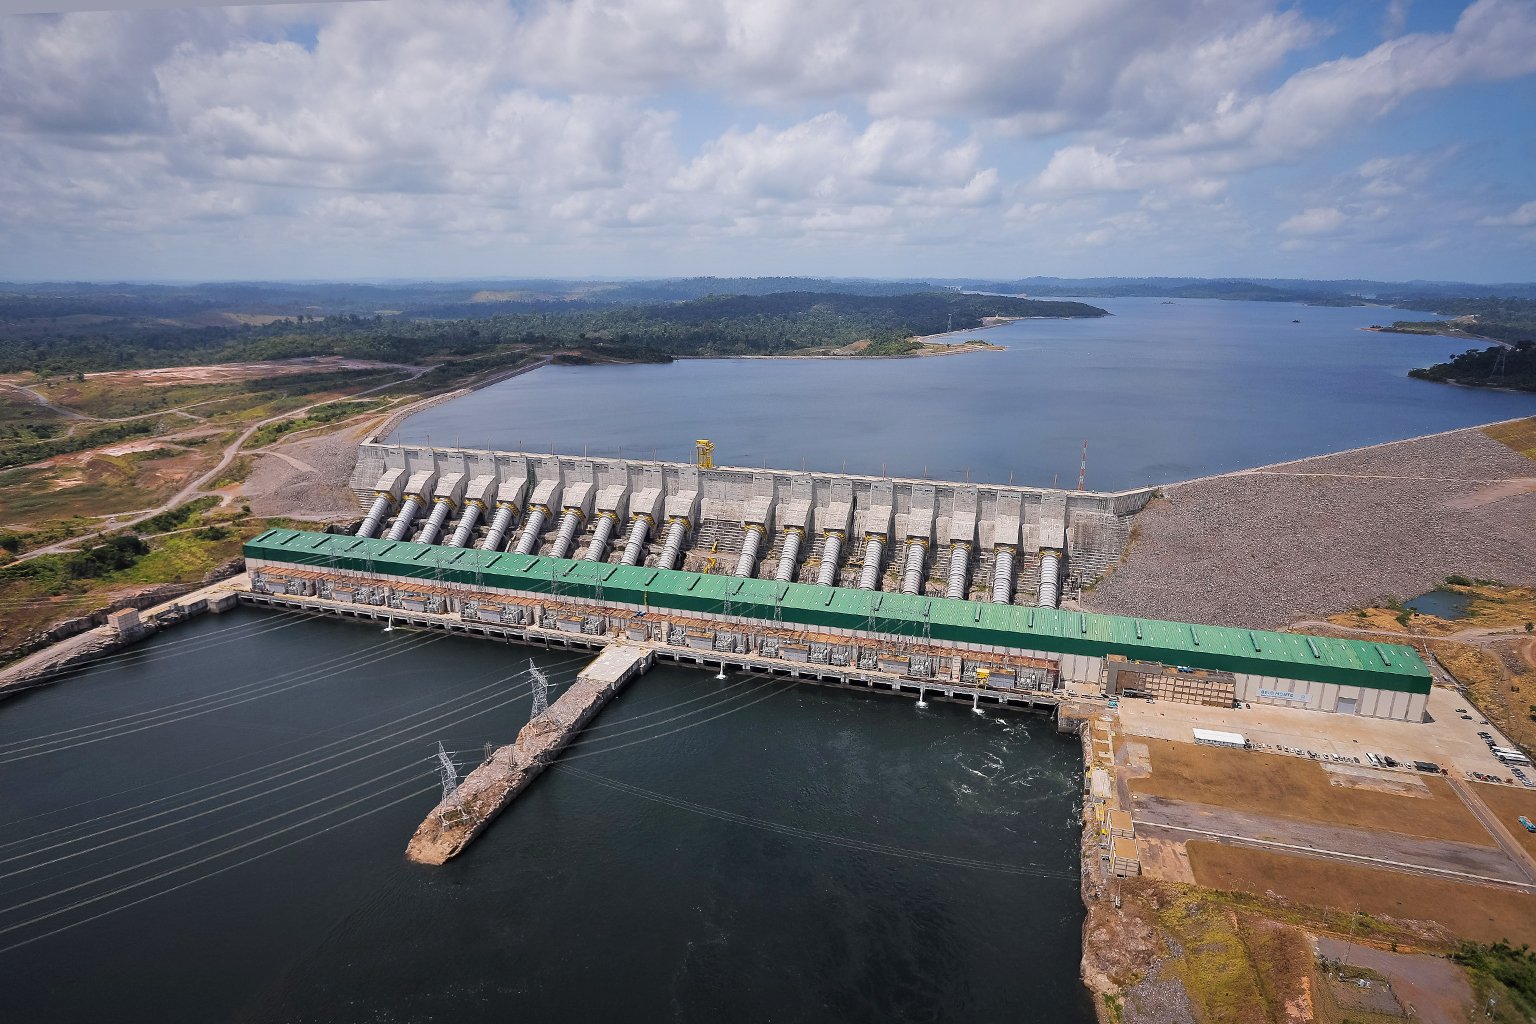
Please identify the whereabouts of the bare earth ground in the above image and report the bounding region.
[240,417,375,520]
[81,357,409,387]
[1129,738,1491,846]
[1187,841,1536,946]
[1313,935,1474,1024]
[1087,419,1536,628]
[1476,782,1536,859]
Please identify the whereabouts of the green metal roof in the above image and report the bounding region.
[244,529,1431,693]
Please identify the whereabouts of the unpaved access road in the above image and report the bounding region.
[11,368,427,563]
[1449,776,1536,884]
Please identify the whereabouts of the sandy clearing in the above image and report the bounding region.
[83,357,421,387]
[97,440,171,456]
[1130,737,1493,846]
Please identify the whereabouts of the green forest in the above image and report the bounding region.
[0,290,1106,376]
[1409,341,1536,391]
[1388,296,1536,346]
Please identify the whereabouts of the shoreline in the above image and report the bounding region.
[1361,324,1513,348]
[670,342,1004,362]
[910,319,1015,344]
[1154,411,1536,491]
[908,312,1103,344]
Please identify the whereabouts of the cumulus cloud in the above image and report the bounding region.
[1033,0,1536,194]
[674,114,991,204]
[507,0,1314,134]
[1477,200,1536,227]
[1279,207,1346,235]
[0,0,1532,278]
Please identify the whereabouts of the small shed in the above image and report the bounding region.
[1111,837,1140,877]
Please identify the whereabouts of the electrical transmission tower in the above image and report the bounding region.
[529,658,550,720]
[435,742,459,802]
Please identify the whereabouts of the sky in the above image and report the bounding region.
[1,0,1534,283]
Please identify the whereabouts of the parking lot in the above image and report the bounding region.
[1115,684,1532,787]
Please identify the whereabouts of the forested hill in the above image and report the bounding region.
[953,276,1536,307]
[1410,342,1536,392]
[0,276,944,321]
[0,290,1106,376]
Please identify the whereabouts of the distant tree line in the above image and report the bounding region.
[0,291,1106,376]
[1409,341,1536,392]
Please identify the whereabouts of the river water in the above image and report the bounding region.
[0,610,1089,1022]
[391,297,1536,489]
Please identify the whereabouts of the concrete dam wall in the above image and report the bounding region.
[347,443,1154,606]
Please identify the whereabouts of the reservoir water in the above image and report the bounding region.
[392,297,1536,489]
[0,610,1090,1022]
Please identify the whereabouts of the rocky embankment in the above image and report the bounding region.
[0,565,245,696]
[1086,422,1536,629]
[406,645,651,864]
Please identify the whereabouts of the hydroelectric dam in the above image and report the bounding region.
[235,440,1432,862]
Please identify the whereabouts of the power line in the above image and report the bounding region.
[0,651,584,836]
[0,662,562,874]
[0,778,439,956]
[0,632,449,763]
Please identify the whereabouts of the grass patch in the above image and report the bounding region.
[1188,841,1536,947]
[211,454,256,489]
[0,417,169,471]
[0,534,151,593]
[137,496,219,535]
[0,516,284,662]
[1483,417,1536,462]
[103,528,244,585]
[0,516,98,559]
[248,397,387,448]
[1437,636,1536,755]
[1152,889,1272,1021]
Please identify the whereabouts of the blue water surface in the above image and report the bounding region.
[393,298,1536,490]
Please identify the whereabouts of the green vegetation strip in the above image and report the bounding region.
[0,418,164,470]
[1453,942,1536,1022]
[249,398,386,447]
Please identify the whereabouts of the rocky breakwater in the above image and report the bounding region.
[405,643,654,866]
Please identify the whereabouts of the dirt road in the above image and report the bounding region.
[11,368,427,563]
[1449,776,1536,884]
